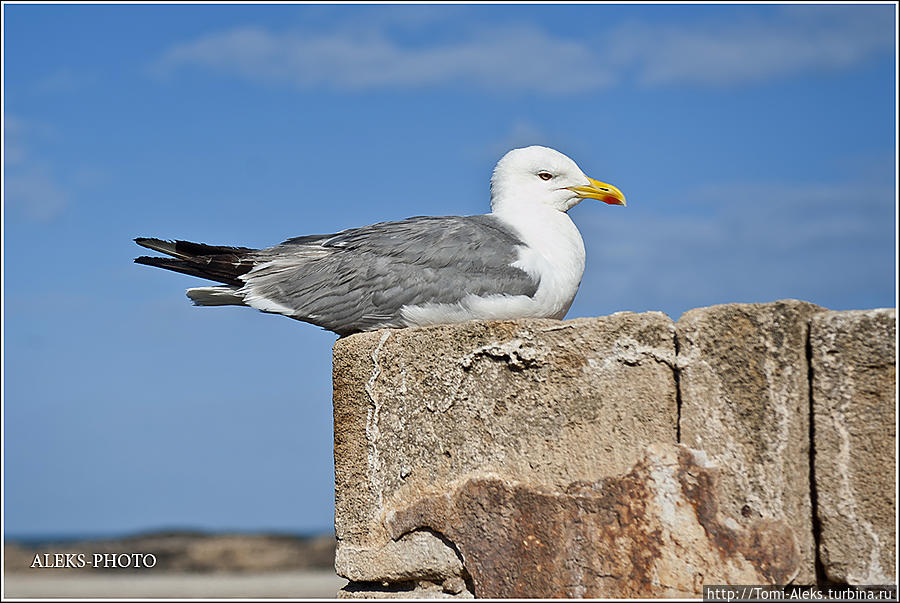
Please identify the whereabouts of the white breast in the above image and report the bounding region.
[398,206,586,328]
[497,204,586,319]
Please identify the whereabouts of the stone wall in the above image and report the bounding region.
[331,301,896,598]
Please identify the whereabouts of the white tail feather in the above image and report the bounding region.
[186,287,245,307]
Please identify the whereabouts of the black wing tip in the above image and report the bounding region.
[134,237,171,249]
[134,255,167,266]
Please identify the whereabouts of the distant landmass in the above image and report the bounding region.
[4,531,336,573]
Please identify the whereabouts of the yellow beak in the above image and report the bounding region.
[567,177,626,206]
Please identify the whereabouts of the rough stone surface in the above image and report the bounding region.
[386,444,799,598]
[334,530,463,583]
[810,308,896,585]
[677,299,824,584]
[333,314,678,587]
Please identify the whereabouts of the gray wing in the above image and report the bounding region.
[242,215,539,336]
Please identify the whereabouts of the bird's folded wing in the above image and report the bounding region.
[242,215,539,335]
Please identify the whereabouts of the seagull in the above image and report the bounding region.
[135,146,625,337]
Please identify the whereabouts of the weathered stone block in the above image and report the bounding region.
[811,308,896,584]
[333,314,678,590]
[677,299,824,584]
[386,444,799,597]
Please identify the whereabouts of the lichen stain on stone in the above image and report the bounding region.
[386,445,799,598]
[458,338,547,371]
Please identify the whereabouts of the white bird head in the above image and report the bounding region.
[490,146,626,213]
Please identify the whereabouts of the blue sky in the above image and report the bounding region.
[3,3,896,538]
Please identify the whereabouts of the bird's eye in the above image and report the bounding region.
[538,172,553,181]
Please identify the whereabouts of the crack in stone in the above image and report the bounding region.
[365,330,392,511]
[674,330,683,444]
[458,338,546,371]
[807,324,829,587]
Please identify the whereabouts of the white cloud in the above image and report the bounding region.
[33,69,94,94]
[4,114,28,165]
[153,23,613,94]
[5,166,69,222]
[608,6,894,87]
[152,7,892,93]
[4,115,69,221]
